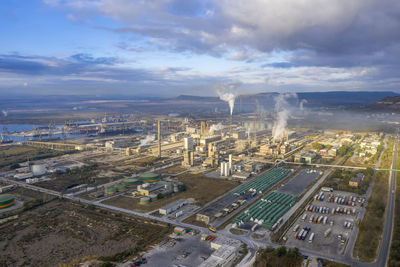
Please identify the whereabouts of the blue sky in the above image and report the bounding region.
[1,0,400,96]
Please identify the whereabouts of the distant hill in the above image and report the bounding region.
[175,95,221,102]
[175,91,399,110]
[366,96,400,111]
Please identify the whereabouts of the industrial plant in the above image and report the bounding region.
[0,92,398,267]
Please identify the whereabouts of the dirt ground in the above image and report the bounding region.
[103,174,239,213]
[0,200,171,267]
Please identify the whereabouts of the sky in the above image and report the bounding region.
[1,0,400,97]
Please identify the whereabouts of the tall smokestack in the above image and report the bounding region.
[230,114,233,138]
[254,106,257,146]
[158,120,161,157]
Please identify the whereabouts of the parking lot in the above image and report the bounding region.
[285,190,365,257]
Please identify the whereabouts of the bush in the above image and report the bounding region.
[99,262,115,267]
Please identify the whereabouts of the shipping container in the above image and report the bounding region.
[293,224,300,232]
[308,232,315,243]
[297,229,305,240]
[324,228,331,237]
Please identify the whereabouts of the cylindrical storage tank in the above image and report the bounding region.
[173,184,179,193]
[123,178,141,187]
[140,197,150,205]
[138,172,160,183]
[106,187,116,195]
[31,164,46,176]
[0,194,15,209]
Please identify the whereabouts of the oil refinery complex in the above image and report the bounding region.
[0,108,396,267]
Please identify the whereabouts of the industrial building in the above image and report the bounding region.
[184,137,194,150]
[173,226,185,235]
[159,199,188,215]
[138,183,165,196]
[0,185,15,193]
[182,150,194,166]
[199,237,240,267]
[295,152,317,164]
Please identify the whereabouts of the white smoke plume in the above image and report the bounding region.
[272,93,298,140]
[300,99,308,111]
[216,83,240,115]
[2,110,8,117]
[209,123,224,135]
[139,135,155,147]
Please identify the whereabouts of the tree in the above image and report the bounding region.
[337,146,349,156]
[275,246,287,257]
[312,142,324,150]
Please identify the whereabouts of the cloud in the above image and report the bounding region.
[69,53,117,65]
[44,0,400,68]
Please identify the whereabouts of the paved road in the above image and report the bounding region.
[374,129,398,267]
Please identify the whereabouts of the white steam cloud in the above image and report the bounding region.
[300,99,308,111]
[1,110,8,117]
[209,123,224,135]
[272,93,298,140]
[139,135,155,147]
[216,83,240,115]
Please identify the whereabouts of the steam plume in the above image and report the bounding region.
[209,123,224,135]
[272,93,297,140]
[216,83,240,115]
[2,110,8,117]
[300,99,308,111]
[139,135,155,147]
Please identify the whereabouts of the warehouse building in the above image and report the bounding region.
[159,199,188,215]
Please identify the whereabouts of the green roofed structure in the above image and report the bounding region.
[0,194,15,209]
[232,168,291,195]
[233,191,296,229]
[139,172,160,183]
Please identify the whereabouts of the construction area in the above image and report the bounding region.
[284,189,365,257]
[233,191,297,230]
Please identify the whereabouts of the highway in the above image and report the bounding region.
[373,128,398,267]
